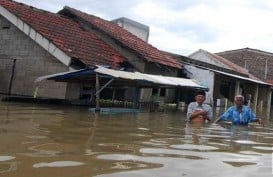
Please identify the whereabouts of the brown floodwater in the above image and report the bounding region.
[0,102,272,177]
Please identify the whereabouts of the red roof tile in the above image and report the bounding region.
[62,6,183,69]
[265,80,273,85]
[0,0,127,68]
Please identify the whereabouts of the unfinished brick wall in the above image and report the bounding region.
[0,15,68,99]
[218,49,273,81]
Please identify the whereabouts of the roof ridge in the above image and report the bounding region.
[195,49,261,81]
[61,6,183,69]
[217,47,273,56]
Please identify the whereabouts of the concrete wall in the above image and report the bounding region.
[0,15,68,99]
[185,65,214,105]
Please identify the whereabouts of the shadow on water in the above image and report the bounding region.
[0,102,272,177]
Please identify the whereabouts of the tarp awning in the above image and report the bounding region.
[36,65,208,90]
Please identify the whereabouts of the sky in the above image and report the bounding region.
[16,0,273,55]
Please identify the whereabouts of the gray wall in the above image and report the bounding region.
[0,15,68,99]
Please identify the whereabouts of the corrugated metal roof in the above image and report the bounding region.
[210,68,272,86]
[36,65,207,89]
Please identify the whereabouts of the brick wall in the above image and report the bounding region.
[0,15,68,99]
[218,50,273,81]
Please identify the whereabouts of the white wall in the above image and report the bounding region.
[189,50,227,68]
[112,18,149,42]
[185,65,215,105]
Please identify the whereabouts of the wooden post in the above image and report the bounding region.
[253,84,259,113]
[266,87,272,119]
[95,74,100,111]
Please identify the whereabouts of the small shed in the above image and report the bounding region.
[36,65,208,110]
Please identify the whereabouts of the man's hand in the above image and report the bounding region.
[196,110,207,116]
[257,118,264,127]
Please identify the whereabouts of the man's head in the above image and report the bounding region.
[234,95,244,108]
[195,90,206,105]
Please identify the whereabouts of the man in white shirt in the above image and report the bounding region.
[187,90,213,123]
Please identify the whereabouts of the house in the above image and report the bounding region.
[171,49,272,114]
[217,48,273,82]
[0,0,183,104]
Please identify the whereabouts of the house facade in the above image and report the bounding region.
[172,49,272,114]
[217,48,273,82]
[0,15,69,99]
[0,0,183,104]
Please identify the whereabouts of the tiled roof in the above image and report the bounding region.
[265,80,273,85]
[195,49,261,80]
[0,0,127,68]
[61,6,183,69]
[217,47,273,57]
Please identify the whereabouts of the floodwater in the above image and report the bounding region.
[0,102,272,177]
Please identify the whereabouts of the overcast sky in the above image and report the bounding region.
[16,0,273,55]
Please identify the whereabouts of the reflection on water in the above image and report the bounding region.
[33,161,85,168]
[0,102,272,177]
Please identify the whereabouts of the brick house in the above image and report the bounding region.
[217,48,273,82]
[171,49,272,113]
[0,0,182,103]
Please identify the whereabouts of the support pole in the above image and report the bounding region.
[235,80,240,96]
[95,74,100,112]
[176,88,181,110]
[266,87,272,119]
[8,59,16,95]
[112,88,116,101]
[33,86,39,98]
[133,87,140,109]
[224,98,228,111]
[253,84,259,113]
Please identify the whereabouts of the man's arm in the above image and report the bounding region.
[206,106,213,121]
[249,108,264,126]
[189,110,207,119]
[187,103,207,121]
[213,117,222,123]
[214,107,232,123]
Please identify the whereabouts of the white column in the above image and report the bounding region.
[266,87,272,119]
[95,74,100,111]
[235,80,240,96]
[253,85,259,113]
